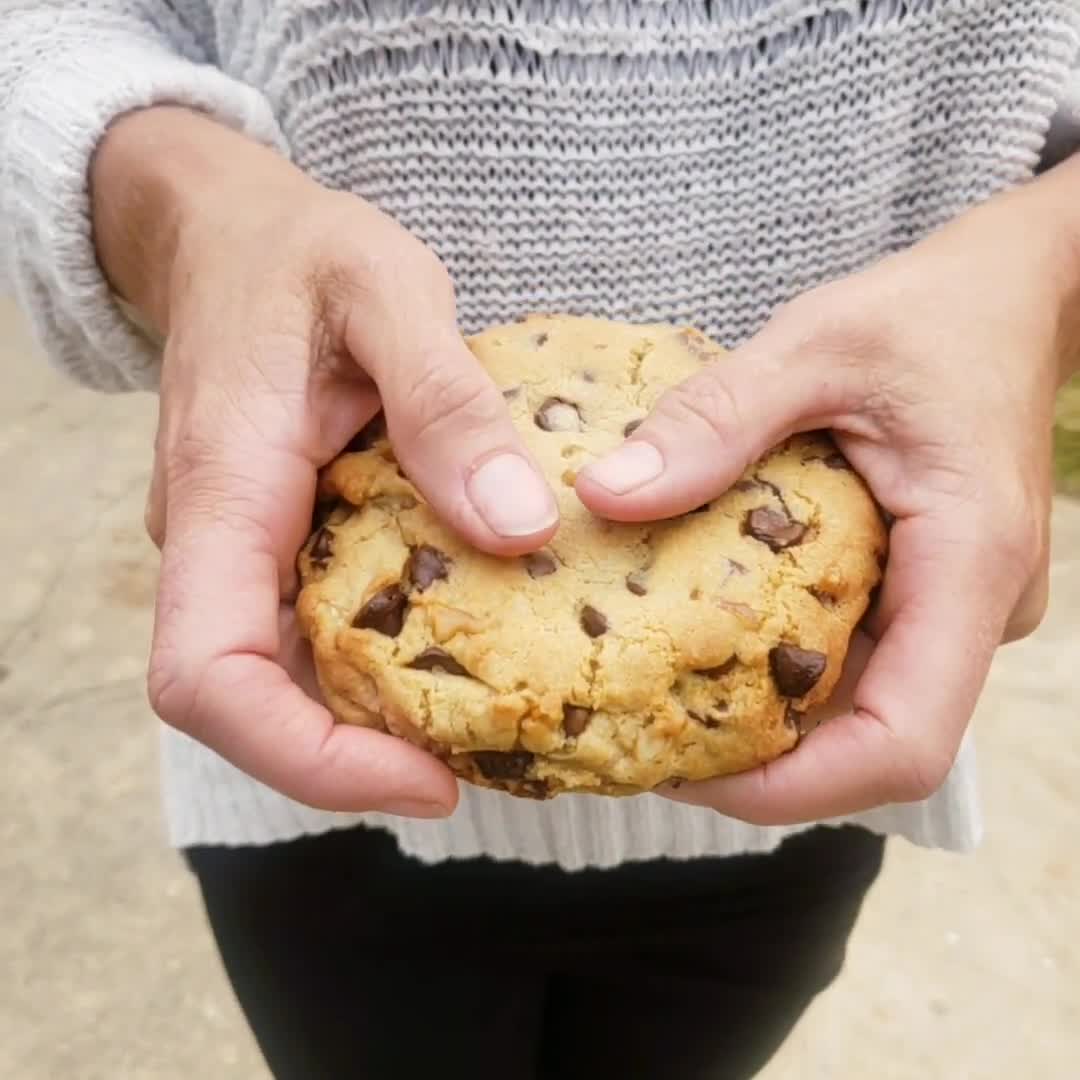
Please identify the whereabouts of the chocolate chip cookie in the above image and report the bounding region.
[296,316,887,797]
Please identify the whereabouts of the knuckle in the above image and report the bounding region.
[987,501,1044,585]
[887,739,955,803]
[1004,599,1048,643]
[325,238,459,371]
[405,241,453,291]
[778,283,899,365]
[161,432,272,537]
[297,732,347,808]
[386,245,454,314]
[334,226,452,306]
[147,613,219,741]
[146,572,195,730]
[164,423,221,483]
[177,487,273,553]
[146,647,192,731]
[655,368,742,443]
[1004,572,1050,643]
[400,361,500,446]
[1003,534,1041,584]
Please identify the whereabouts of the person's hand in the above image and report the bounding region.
[92,107,558,816]
[577,160,1080,824]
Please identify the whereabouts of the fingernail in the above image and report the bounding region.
[382,798,453,819]
[468,453,558,537]
[582,442,664,495]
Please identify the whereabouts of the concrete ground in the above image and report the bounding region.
[1,296,1077,1079]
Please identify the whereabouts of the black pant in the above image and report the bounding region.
[187,823,885,1080]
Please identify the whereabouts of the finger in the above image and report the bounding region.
[663,514,1009,824]
[345,302,558,556]
[862,520,1048,649]
[1002,541,1049,643]
[149,420,458,817]
[576,321,869,522]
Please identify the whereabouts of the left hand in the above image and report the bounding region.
[576,159,1080,825]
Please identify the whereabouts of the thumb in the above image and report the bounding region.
[576,317,867,522]
[345,299,558,556]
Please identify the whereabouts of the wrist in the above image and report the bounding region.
[90,106,307,334]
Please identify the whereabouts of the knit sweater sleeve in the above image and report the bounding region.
[0,2,286,392]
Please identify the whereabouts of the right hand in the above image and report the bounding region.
[93,107,559,817]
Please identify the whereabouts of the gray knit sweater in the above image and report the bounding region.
[3,1,1078,863]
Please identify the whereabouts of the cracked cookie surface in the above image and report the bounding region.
[297,316,887,797]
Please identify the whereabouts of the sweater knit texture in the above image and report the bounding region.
[3,0,1080,865]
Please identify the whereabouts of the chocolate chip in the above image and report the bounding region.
[823,451,851,470]
[534,397,583,432]
[769,644,827,698]
[580,605,608,637]
[353,585,408,636]
[345,413,387,452]
[743,507,807,552]
[522,551,558,579]
[473,750,534,781]
[625,570,648,596]
[533,332,549,347]
[563,704,592,736]
[308,527,333,567]
[502,385,521,400]
[688,708,725,729]
[407,647,470,677]
[520,780,550,799]
[405,545,450,592]
[623,419,643,437]
[807,586,837,607]
[696,657,738,679]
